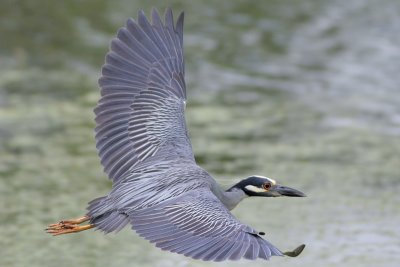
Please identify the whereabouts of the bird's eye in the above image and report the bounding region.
[262,182,272,190]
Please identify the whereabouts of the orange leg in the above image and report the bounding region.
[46,215,94,236]
[46,224,94,236]
[47,215,90,227]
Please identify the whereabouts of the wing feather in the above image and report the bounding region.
[128,190,283,261]
[95,8,193,182]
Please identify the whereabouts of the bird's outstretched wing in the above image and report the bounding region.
[128,189,283,261]
[95,8,193,182]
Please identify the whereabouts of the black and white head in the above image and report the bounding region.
[229,175,306,197]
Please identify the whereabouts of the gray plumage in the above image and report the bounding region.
[86,8,305,262]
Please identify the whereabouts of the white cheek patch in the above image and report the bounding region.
[245,185,267,193]
[252,175,277,185]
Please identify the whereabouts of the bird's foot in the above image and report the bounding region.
[46,215,93,236]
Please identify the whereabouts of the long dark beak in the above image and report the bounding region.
[275,185,306,197]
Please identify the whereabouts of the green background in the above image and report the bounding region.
[1,0,399,266]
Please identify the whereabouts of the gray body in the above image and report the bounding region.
[87,8,304,262]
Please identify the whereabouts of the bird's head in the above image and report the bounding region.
[229,175,306,197]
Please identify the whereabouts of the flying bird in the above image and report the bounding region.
[46,8,306,262]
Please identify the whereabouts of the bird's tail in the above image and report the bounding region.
[86,196,129,233]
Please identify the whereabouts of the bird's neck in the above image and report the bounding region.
[212,185,248,211]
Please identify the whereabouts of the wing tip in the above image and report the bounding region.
[283,244,306,257]
[151,7,163,26]
[176,11,184,45]
[164,7,174,29]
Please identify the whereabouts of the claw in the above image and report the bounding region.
[46,223,94,236]
[46,215,93,236]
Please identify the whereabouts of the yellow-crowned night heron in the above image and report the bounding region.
[46,8,306,262]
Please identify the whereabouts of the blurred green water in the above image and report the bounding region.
[1,0,399,267]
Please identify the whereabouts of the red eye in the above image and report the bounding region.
[262,183,271,190]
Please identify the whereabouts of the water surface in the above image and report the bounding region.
[1,1,399,266]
